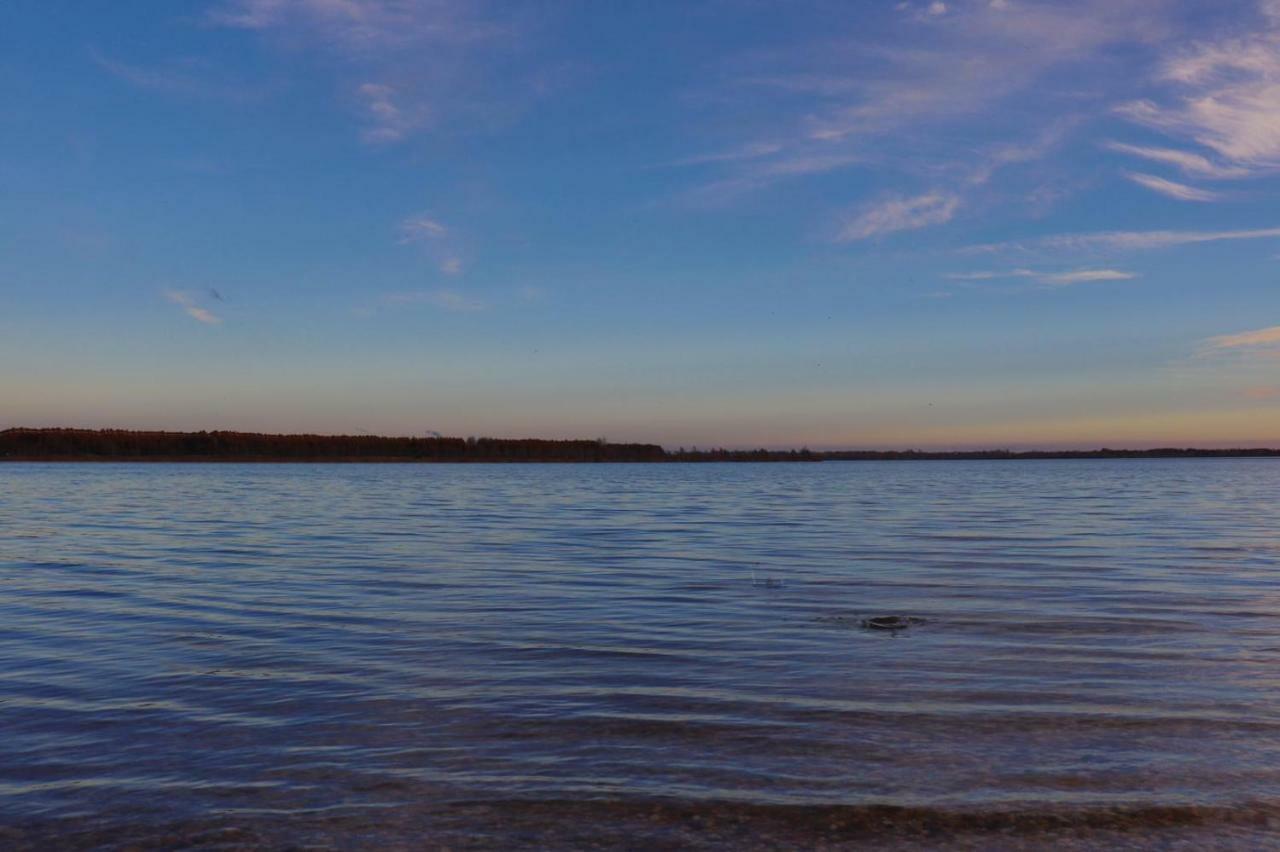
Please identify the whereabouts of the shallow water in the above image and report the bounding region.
[2,460,1279,849]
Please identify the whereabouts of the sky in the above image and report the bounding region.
[3,0,1280,449]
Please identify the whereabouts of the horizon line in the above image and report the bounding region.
[3,426,1279,457]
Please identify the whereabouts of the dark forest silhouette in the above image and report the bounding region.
[2,428,1278,462]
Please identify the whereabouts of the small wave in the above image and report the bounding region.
[471,796,1280,835]
[8,797,1276,850]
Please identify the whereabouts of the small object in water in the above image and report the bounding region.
[751,570,785,588]
[860,615,924,631]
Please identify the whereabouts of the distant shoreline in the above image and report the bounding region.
[2,428,1278,463]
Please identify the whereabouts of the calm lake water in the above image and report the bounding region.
[2,460,1279,849]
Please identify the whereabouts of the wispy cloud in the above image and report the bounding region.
[945,270,1014,281]
[210,0,528,143]
[381,288,485,312]
[680,152,863,205]
[796,2,1164,145]
[679,1,1156,224]
[1040,268,1138,285]
[668,141,784,168]
[946,268,1137,287]
[165,290,222,325]
[1124,171,1220,202]
[1203,325,1280,351]
[398,212,466,274]
[896,1,950,22]
[1104,141,1250,179]
[356,82,423,143]
[92,51,265,102]
[966,119,1077,187]
[1117,3,1280,173]
[1196,324,1280,364]
[398,214,449,243]
[837,192,959,241]
[209,0,499,53]
[969,226,1280,254]
[1045,227,1280,252]
[1243,386,1280,400]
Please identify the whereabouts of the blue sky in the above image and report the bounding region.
[4,0,1280,448]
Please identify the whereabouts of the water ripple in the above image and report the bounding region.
[2,459,1279,847]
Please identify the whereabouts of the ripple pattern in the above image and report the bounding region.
[2,460,1279,847]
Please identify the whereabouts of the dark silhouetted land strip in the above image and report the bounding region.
[2,428,1279,462]
[0,428,666,462]
[817,447,1280,460]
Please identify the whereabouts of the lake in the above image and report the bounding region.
[2,460,1279,848]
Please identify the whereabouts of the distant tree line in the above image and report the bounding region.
[670,446,819,462]
[1,429,1277,462]
[820,448,1280,460]
[0,429,665,462]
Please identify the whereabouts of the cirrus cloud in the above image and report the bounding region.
[397,212,466,275]
[968,225,1280,254]
[1202,324,1280,352]
[837,192,959,241]
[164,290,223,325]
[1039,268,1138,285]
[1196,323,1280,365]
[946,268,1137,288]
[1117,3,1280,174]
[1124,171,1221,202]
[210,0,529,143]
[1104,141,1250,179]
[398,214,449,243]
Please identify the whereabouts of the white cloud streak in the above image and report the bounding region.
[946,268,1137,286]
[680,152,863,205]
[1197,324,1280,363]
[945,270,1016,280]
[398,214,449,243]
[1124,171,1220,201]
[837,192,959,241]
[799,1,1167,145]
[209,0,497,53]
[382,289,485,311]
[398,212,466,274]
[966,119,1076,186]
[668,142,784,167]
[92,52,262,102]
[357,82,423,143]
[1039,268,1137,285]
[1118,4,1280,173]
[210,0,519,143]
[969,226,1280,254]
[165,290,223,325]
[1203,325,1280,351]
[678,0,1158,212]
[1104,141,1250,178]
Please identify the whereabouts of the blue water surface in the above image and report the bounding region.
[2,460,1278,847]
